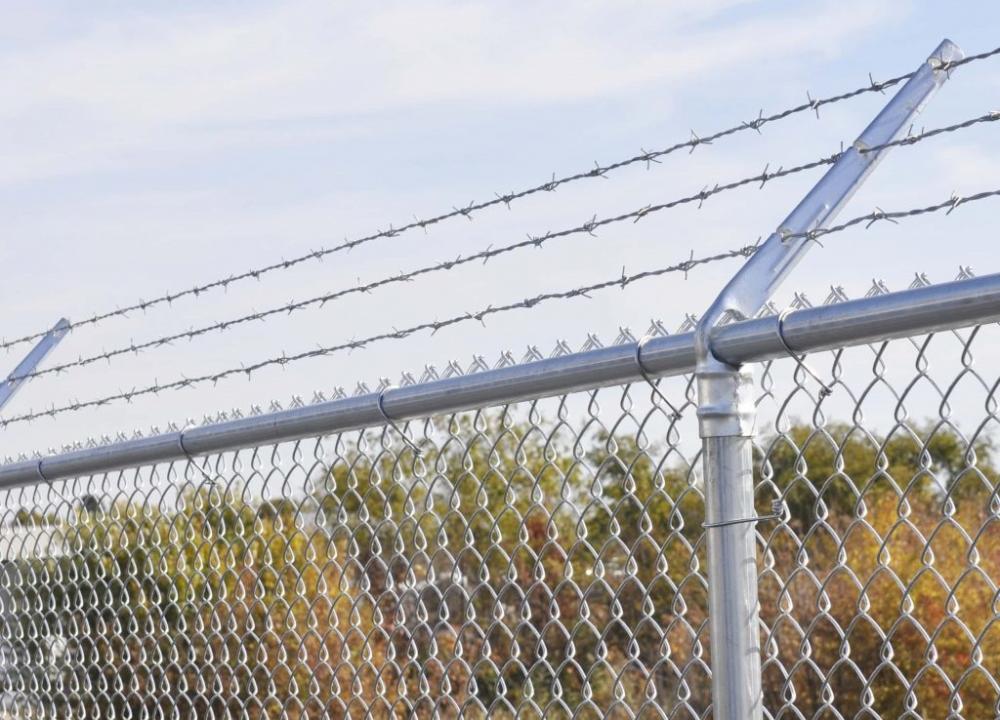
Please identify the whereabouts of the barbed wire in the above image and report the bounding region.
[4,111,995,388]
[1,245,753,428]
[2,45,996,356]
[799,187,1000,241]
[4,183,1000,428]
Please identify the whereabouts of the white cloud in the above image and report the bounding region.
[0,0,906,184]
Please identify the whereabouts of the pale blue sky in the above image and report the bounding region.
[0,0,998,455]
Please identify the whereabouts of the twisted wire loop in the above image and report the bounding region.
[634,333,682,420]
[32,459,73,508]
[3,283,1000,717]
[775,308,834,402]
[375,388,422,457]
[177,427,217,484]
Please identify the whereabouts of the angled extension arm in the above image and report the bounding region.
[0,318,70,414]
[694,39,963,720]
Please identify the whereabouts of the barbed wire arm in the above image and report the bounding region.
[0,318,69,413]
[690,38,962,720]
[697,40,962,370]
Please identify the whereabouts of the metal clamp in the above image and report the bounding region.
[376,388,422,456]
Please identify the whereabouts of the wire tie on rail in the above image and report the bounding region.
[178,427,216,484]
[376,388,422,456]
[35,460,73,506]
[776,309,833,401]
[635,335,681,421]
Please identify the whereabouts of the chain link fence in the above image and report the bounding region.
[0,30,998,720]
[0,288,998,719]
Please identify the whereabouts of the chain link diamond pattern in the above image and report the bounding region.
[2,310,1000,718]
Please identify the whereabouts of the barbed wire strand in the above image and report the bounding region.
[0,246,755,428]
[2,46,996,356]
[4,185,999,428]
[5,111,996,387]
[802,188,1000,241]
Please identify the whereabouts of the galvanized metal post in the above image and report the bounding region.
[0,318,70,412]
[693,39,962,718]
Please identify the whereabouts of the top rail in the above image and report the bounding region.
[3,272,999,489]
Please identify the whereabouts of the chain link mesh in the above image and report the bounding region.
[2,308,999,718]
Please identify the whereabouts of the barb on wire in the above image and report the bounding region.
[800,188,1000,243]
[2,45,997,355]
[5,112,996,388]
[6,180,1000,428]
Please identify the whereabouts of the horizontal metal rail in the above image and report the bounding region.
[4,272,1000,489]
